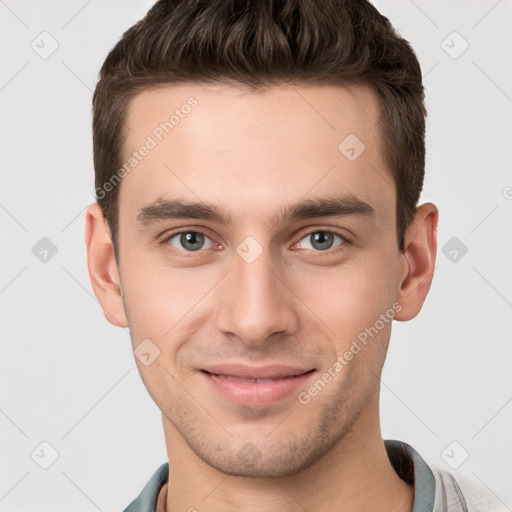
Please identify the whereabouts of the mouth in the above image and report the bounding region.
[199,364,316,405]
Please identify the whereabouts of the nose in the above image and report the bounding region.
[214,245,300,347]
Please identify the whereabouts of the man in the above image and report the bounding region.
[84,1,503,511]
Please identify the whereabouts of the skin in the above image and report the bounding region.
[85,83,438,512]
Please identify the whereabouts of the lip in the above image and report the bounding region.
[200,364,315,406]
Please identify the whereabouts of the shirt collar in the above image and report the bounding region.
[385,439,436,512]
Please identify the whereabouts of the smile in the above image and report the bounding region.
[199,365,316,406]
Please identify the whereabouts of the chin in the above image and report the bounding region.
[187,434,337,478]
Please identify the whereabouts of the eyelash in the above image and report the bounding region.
[158,228,350,257]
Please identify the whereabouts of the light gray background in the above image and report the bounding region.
[1,1,511,511]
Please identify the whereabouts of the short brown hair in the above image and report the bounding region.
[93,0,426,258]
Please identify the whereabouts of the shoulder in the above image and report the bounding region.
[384,440,509,512]
[122,462,169,512]
[430,468,509,512]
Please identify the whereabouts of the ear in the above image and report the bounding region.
[84,203,128,327]
[394,203,439,321]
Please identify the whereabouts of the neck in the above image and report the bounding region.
[161,390,414,512]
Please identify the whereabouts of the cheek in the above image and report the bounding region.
[303,268,397,398]
[119,251,218,343]
[294,258,399,341]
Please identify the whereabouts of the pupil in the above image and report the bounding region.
[182,232,203,251]
[311,231,333,250]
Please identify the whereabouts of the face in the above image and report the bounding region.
[104,83,411,477]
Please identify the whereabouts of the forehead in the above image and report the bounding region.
[119,82,394,227]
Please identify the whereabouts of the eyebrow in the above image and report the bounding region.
[136,194,375,228]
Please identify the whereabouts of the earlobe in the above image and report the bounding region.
[84,203,128,328]
[394,203,439,321]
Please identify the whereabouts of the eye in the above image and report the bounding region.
[296,230,346,252]
[165,231,215,252]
